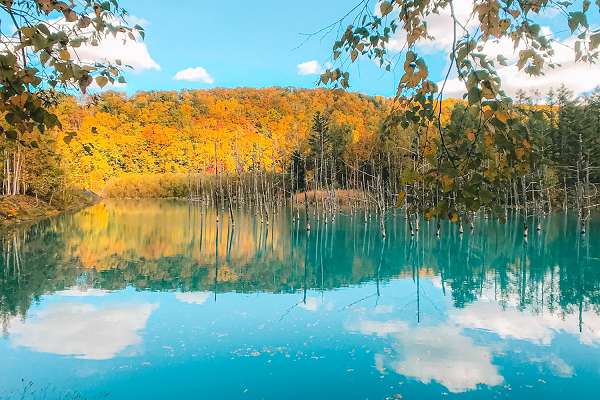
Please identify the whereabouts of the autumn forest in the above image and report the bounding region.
[1,85,599,234]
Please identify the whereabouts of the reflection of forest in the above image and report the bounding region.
[1,200,599,329]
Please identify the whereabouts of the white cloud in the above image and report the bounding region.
[297,60,331,76]
[74,36,161,72]
[8,302,158,360]
[126,15,150,27]
[173,67,214,84]
[436,27,600,98]
[346,319,504,393]
[50,15,162,73]
[175,292,210,305]
[388,0,477,55]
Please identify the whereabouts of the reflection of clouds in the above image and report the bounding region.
[375,305,394,314]
[299,297,320,311]
[451,301,600,346]
[175,292,210,305]
[8,302,158,360]
[58,288,111,297]
[530,354,573,378]
[346,319,503,393]
[393,325,504,393]
[347,320,409,337]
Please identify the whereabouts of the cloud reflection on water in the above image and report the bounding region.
[451,301,600,346]
[8,302,158,360]
[175,292,211,305]
[345,319,504,393]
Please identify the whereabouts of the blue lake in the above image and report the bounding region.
[1,200,599,399]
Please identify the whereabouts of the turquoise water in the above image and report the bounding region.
[0,200,599,399]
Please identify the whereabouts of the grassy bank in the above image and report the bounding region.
[0,190,99,228]
[102,173,189,198]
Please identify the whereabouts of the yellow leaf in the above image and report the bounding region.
[465,128,475,141]
[59,49,70,61]
[11,93,27,108]
[63,9,77,22]
[425,209,437,221]
[442,175,454,188]
[20,26,37,38]
[516,148,525,159]
[380,1,393,16]
[483,109,494,120]
[351,50,358,62]
[95,76,108,88]
[450,213,458,223]
[523,139,531,149]
[485,135,493,146]
[495,111,508,124]
[396,191,406,207]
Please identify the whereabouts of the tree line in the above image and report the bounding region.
[0,86,598,233]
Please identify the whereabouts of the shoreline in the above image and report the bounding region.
[0,191,100,232]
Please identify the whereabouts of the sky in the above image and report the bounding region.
[77,0,600,98]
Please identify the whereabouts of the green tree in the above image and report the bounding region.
[308,111,331,184]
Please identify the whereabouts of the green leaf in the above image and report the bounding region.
[583,0,591,12]
[591,33,600,50]
[70,38,86,47]
[437,200,448,216]
[467,87,481,105]
[532,110,545,120]
[39,51,50,66]
[568,12,588,33]
[30,141,39,148]
[63,135,72,144]
[479,189,494,204]
[5,130,17,140]
[31,33,47,51]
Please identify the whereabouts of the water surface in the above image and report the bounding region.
[1,200,599,399]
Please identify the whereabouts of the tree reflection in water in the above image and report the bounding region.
[0,199,598,338]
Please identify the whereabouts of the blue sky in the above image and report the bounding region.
[89,0,599,98]
[116,0,397,96]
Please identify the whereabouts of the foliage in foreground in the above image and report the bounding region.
[318,0,599,222]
